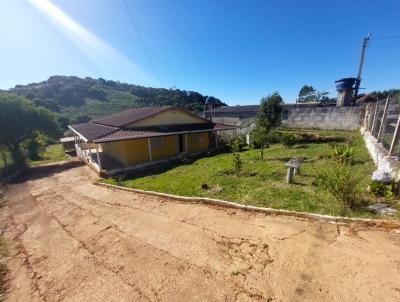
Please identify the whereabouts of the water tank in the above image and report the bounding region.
[335,77,358,106]
[335,78,357,91]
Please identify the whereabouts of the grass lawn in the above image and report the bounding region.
[29,144,68,166]
[102,129,397,219]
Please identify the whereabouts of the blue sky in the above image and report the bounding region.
[1,0,399,105]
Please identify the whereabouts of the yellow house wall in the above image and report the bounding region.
[125,138,150,165]
[187,132,209,154]
[100,136,182,167]
[125,108,206,128]
[100,138,150,166]
[100,140,128,166]
[151,135,179,161]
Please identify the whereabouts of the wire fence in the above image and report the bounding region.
[362,95,400,157]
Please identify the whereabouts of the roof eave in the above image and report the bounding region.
[94,125,237,144]
[68,125,89,143]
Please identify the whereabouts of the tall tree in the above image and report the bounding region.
[0,93,60,164]
[251,92,283,159]
[298,85,329,103]
[256,92,283,130]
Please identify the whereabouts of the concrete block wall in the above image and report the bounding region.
[282,106,362,130]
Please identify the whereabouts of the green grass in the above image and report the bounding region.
[101,129,386,218]
[29,144,67,165]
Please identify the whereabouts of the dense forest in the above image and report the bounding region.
[6,75,226,129]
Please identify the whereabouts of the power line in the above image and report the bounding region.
[121,0,161,85]
[371,35,400,40]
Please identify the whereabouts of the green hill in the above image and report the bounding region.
[8,75,226,128]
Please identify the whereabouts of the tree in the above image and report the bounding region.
[251,92,283,159]
[250,127,270,159]
[0,93,60,164]
[228,138,242,176]
[297,85,329,103]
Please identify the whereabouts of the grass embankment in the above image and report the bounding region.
[102,129,398,218]
[29,144,67,166]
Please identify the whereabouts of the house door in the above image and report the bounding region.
[178,134,184,153]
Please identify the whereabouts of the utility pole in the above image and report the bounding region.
[354,33,371,97]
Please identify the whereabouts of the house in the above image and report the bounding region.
[210,105,260,119]
[68,106,236,175]
[59,136,76,154]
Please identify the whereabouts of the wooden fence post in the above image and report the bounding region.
[363,104,370,129]
[377,96,390,142]
[370,100,380,136]
[389,114,400,156]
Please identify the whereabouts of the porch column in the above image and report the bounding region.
[96,146,102,171]
[215,131,218,148]
[147,137,153,161]
[185,134,189,153]
[89,147,92,162]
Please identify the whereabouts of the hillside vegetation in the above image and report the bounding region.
[8,75,226,128]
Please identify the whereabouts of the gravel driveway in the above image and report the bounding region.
[1,160,400,301]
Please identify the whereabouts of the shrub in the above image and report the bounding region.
[229,138,242,176]
[317,163,364,212]
[297,132,318,143]
[268,130,282,144]
[235,135,247,151]
[249,127,268,149]
[282,133,296,148]
[369,180,394,198]
[330,143,355,164]
[112,174,126,186]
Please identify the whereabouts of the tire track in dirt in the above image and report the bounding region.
[4,192,149,301]
[32,189,241,301]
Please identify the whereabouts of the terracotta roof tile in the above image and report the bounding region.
[92,106,172,127]
[94,123,236,143]
[69,123,117,141]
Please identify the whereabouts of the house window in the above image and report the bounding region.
[150,137,165,148]
[282,110,289,120]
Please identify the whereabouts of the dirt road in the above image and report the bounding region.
[1,161,400,301]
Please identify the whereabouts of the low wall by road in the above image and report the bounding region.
[282,106,362,130]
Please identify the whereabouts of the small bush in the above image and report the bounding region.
[282,133,296,148]
[317,163,364,212]
[330,143,355,164]
[235,135,247,151]
[112,174,126,186]
[249,128,268,149]
[267,130,282,144]
[297,132,318,143]
[369,180,394,198]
